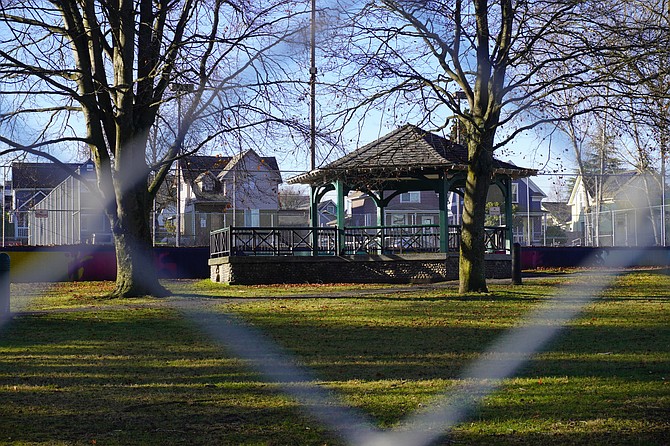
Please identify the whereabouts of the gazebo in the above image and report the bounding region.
[291,124,536,254]
[209,124,537,284]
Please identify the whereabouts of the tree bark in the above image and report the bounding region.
[109,131,168,298]
[111,181,168,298]
[459,129,494,293]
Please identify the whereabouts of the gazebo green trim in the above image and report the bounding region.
[290,124,536,254]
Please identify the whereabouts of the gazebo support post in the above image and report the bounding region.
[310,184,334,256]
[504,177,514,254]
[376,192,386,255]
[376,190,385,227]
[335,180,346,255]
[310,185,319,255]
[439,176,454,253]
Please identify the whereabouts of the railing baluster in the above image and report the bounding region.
[211,224,508,258]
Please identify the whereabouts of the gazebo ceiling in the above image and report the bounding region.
[289,124,537,186]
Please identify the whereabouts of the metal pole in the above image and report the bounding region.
[176,95,181,248]
[152,197,156,247]
[309,0,317,172]
[511,243,522,285]
[0,253,9,318]
[526,178,531,245]
[170,82,194,247]
[176,162,181,247]
[233,170,236,226]
[2,166,5,248]
[662,147,666,246]
[151,126,157,247]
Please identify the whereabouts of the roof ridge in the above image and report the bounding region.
[289,124,536,185]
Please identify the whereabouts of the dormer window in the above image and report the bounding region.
[195,171,216,193]
[201,180,214,192]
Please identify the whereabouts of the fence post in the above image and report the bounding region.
[511,242,522,285]
[0,253,10,317]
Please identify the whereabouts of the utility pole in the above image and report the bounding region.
[309,0,317,172]
[170,82,194,247]
[661,132,667,246]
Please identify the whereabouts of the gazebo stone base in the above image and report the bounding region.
[209,253,511,285]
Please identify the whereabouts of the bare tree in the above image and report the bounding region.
[322,0,627,292]
[545,0,670,245]
[278,185,309,210]
[614,0,670,244]
[0,0,309,296]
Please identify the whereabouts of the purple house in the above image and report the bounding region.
[348,176,547,246]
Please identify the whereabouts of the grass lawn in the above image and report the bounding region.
[0,270,668,445]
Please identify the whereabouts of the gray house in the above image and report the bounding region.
[28,160,110,246]
[11,161,80,243]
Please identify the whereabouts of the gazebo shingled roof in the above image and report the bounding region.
[289,124,537,185]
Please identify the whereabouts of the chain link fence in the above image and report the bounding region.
[4,205,670,249]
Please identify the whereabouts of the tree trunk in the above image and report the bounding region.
[109,136,169,298]
[111,186,168,298]
[459,131,494,293]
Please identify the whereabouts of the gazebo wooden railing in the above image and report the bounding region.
[210,226,338,258]
[210,225,508,257]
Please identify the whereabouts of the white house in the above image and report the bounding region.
[567,170,664,246]
[177,150,282,244]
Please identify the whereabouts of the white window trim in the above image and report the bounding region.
[400,191,420,203]
[511,183,519,204]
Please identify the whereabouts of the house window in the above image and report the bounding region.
[244,209,260,226]
[364,213,374,226]
[511,183,519,203]
[400,191,420,203]
[199,179,214,192]
[388,213,406,226]
[421,216,434,225]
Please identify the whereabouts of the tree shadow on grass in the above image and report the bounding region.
[0,312,341,445]
[1,290,668,445]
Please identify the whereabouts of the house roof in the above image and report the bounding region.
[278,193,310,210]
[542,201,570,223]
[178,151,281,185]
[516,175,547,199]
[570,170,657,205]
[178,155,232,185]
[289,124,537,185]
[12,162,80,189]
[600,171,637,200]
[217,150,282,183]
